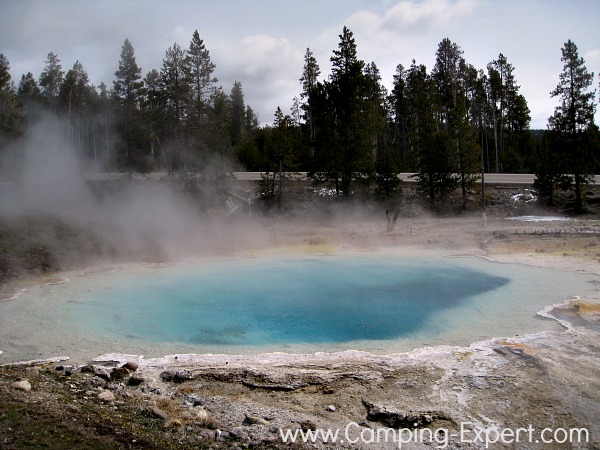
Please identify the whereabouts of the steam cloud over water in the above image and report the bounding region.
[0,116,268,261]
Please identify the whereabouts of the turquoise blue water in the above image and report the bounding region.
[1,253,596,362]
[78,256,509,346]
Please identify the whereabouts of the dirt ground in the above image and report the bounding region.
[1,197,600,448]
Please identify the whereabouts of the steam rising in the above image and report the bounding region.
[0,115,268,262]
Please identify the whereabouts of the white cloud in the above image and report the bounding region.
[382,0,480,29]
[239,35,300,78]
[584,49,600,68]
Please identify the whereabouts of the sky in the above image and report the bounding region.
[1,0,598,129]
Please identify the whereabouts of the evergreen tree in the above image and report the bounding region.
[95,81,115,165]
[311,80,339,184]
[39,52,64,113]
[299,48,320,145]
[229,81,245,146]
[60,60,96,156]
[431,39,480,209]
[0,54,25,148]
[208,87,231,172]
[113,39,146,173]
[141,69,164,164]
[17,72,41,98]
[487,53,531,172]
[389,64,410,169]
[161,42,190,172]
[328,26,373,197]
[114,40,144,108]
[271,106,297,171]
[405,60,457,210]
[431,38,463,129]
[185,30,217,135]
[541,40,598,214]
[364,62,388,161]
[17,72,42,125]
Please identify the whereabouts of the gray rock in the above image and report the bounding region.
[97,390,115,403]
[198,429,216,440]
[11,380,32,392]
[160,369,194,382]
[300,420,316,431]
[24,367,40,379]
[122,361,139,372]
[93,366,112,381]
[326,404,336,412]
[128,374,145,386]
[146,406,168,420]
[160,370,176,381]
[79,364,95,373]
[110,367,130,381]
[243,415,269,426]
[362,399,449,428]
[183,394,204,406]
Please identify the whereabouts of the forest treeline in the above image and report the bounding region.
[0,28,598,212]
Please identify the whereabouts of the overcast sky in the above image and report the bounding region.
[1,0,598,129]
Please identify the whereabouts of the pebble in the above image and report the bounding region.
[97,390,115,403]
[164,418,182,428]
[11,380,32,392]
[122,361,139,372]
[128,374,145,386]
[243,415,269,426]
[24,367,40,379]
[326,404,336,412]
[198,429,216,440]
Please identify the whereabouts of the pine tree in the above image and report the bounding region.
[390,64,410,168]
[208,87,231,172]
[141,69,164,164]
[186,30,217,133]
[39,52,64,113]
[543,40,598,214]
[299,48,320,143]
[229,81,245,146]
[328,26,373,197]
[487,53,531,173]
[17,72,41,98]
[113,39,146,173]
[60,60,95,156]
[17,72,42,125]
[405,60,457,210]
[161,42,189,172]
[431,39,479,210]
[114,39,143,108]
[0,54,25,146]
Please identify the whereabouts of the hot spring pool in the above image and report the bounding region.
[0,252,596,362]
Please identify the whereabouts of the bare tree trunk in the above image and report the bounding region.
[386,208,400,232]
[492,107,499,173]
